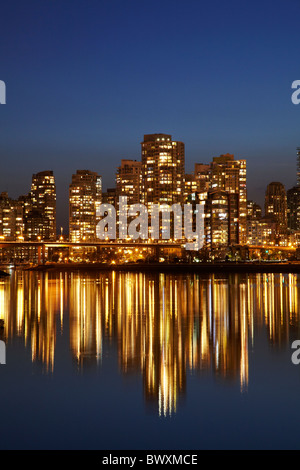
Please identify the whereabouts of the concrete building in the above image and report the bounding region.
[141,134,185,207]
[265,182,287,237]
[69,170,102,242]
[210,154,247,244]
[287,186,300,231]
[116,159,142,205]
[30,171,56,240]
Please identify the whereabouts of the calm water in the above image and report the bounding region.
[0,269,300,449]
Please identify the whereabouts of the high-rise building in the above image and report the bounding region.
[246,218,277,246]
[0,192,24,240]
[194,163,211,196]
[141,134,185,240]
[69,170,102,243]
[210,154,247,244]
[25,210,47,241]
[287,186,300,231]
[205,189,239,251]
[183,174,198,203]
[102,187,117,207]
[247,200,262,220]
[30,171,56,240]
[265,182,287,236]
[141,134,185,207]
[116,159,142,205]
[184,164,211,215]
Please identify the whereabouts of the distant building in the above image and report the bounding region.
[204,189,239,251]
[69,170,102,242]
[194,163,211,197]
[210,154,247,244]
[186,155,247,250]
[116,159,142,205]
[141,134,185,240]
[247,218,277,246]
[265,182,287,238]
[25,210,47,241]
[102,187,117,207]
[0,171,56,242]
[183,174,198,203]
[184,164,210,210]
[287,186,300,231]
[0,192,24,240]
[141,134,185,207]
[247,200,262,220]
[30,171,56,240]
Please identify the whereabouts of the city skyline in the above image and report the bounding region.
[1,0,300,231]
[1,135,299,267]
[1,0,300,452]
[0,135,299,232]
[0,135,299,235]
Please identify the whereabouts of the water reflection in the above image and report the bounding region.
[0,270,299,416]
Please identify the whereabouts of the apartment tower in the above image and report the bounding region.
[69,170,102,242]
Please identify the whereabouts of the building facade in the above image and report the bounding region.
[264,182,287,238]
[116,159,142,205]
[69,170,102,242]
[287,186,300,231]
[141,134,185,207]
[30,171,56,240]
[0,192,24,240]
[204,189,239,252]
[210,154,247,245]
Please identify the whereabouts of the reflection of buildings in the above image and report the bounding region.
[67,271,300,412]
[0,271,300,414]
[0,271,64,372]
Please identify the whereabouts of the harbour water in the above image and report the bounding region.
[0,269,300,449]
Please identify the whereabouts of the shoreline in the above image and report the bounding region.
[21,261,300,274]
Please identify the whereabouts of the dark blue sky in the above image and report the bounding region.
[0,0,299,229]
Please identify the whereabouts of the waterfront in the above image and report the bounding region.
[0,269,300,449]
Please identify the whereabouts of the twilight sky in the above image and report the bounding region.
[0,0,299,230]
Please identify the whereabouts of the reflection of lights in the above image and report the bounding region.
[1,271,300,416]
[17,281,24,333]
